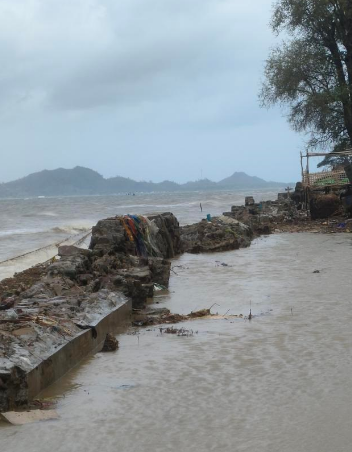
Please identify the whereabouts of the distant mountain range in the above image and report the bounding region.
[0,166,292,198]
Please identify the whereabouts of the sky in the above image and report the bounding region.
[0,0,310,184]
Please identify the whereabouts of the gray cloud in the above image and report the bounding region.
[0,0,307,183]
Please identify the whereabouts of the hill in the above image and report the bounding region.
[0,166,289,198]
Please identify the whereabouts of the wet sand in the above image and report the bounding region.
[2,233,352,452]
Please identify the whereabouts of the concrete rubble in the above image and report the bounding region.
[0,212,252,413]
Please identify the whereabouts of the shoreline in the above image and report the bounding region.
[1,195,351,415]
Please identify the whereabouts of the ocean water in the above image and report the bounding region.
[0,189,278,280]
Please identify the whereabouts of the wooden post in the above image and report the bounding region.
[306,152,310,187]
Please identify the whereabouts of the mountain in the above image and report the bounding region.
[0,166,290,198]
[2,166,106,197]
[218,172,285,188]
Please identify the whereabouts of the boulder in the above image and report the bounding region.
[47,255,91,280]
[180,217,252,254]
[89,213,181,259]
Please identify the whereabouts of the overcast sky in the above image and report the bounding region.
[0,0,309,184]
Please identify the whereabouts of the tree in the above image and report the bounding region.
[317,152,352,168]
[317,146,352,168]
[260,0,352,153]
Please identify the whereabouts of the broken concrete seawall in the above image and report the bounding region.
[26,299,131,402]
[0,213,183,412]
[0,212,254,413]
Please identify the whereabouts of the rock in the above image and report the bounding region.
[47,255,90,280]
[113,275,126,286]
[116,267,151,283]
[58,246,91,257]
[148,258,171,287]
[89,213,181,259]
[101,333,119,352]
[78,274,93,286]
[21,283,51,299]
[51,284,63,296]
[0,297,15,311]
[180,217,252,254]
[89,218,129,254]
[147,213,182,258]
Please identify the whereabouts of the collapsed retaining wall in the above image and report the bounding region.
[27,299,131,401]
[0,211,252,412]
[0,213,181,412]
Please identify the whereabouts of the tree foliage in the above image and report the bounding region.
[260,0,352,153]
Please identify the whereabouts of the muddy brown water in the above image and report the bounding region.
[2,233,352,452]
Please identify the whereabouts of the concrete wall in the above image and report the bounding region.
[27,299,132,400]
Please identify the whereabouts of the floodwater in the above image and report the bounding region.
[2,232,352,452]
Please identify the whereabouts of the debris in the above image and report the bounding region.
[153,283,167,292]
[31,399,57,410]
[188,309,211,318]
[215,261,232,267]
[1,410,59,425]
[161,327,194,337]
[101,333,119,352]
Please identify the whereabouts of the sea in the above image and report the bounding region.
[2,190,352,452]
[0,189,278,281]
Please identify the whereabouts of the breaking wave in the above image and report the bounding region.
[51,225,92,235]
[0,228,45,237]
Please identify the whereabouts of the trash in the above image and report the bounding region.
[313,270,320,273]
[206,214,212,221]
[153,283,167,292]
[121,215,160,257]
[1,410,59,425]
[161,327,194,337]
